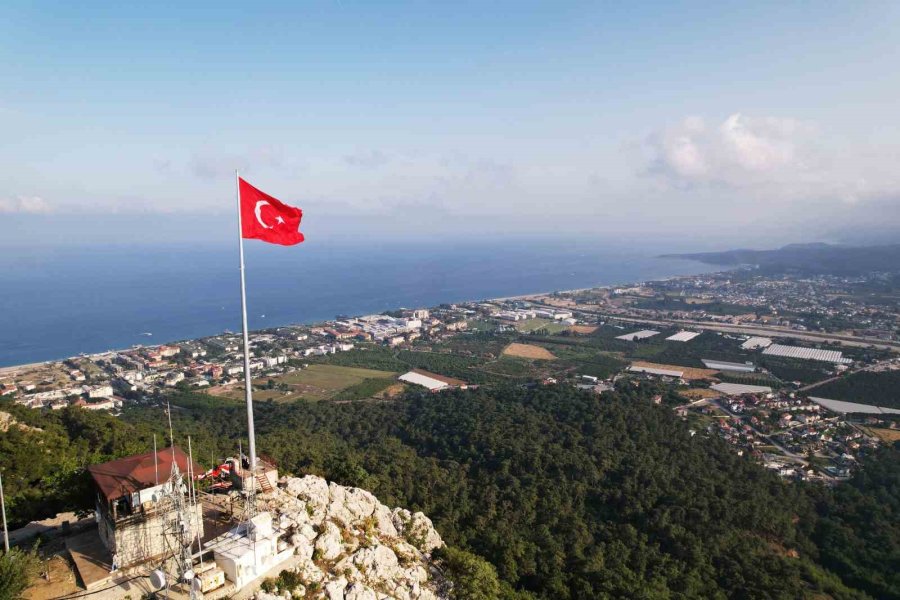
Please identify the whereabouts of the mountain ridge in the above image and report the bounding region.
[663,242,900,275]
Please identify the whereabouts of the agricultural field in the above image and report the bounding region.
[514,318,569,334]
[865,427,900,443]
[568,325,598,334]
[209,364,399,403]
[679,388,720,400]
[503,343,557,360]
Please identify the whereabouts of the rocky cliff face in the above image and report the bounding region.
[253,475,449,600]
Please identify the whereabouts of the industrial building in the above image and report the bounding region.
[711,382,773,396]
[762,344,852,364]
[666,331,701,342]
[398,369,468,392]
[702,359,756,373]
[627,365,684,378]
[616,330,660,341]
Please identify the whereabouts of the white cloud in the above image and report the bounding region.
[0,195,53,214]
[646,113,816,188]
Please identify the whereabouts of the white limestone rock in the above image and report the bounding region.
[392,509,443,553]
[324,576,347,600]
[352,544,405,584]
[315,521,345,561]
[344,582,379,600]
[373,503,399,537]
[285,475,330,509]
[261,476,449,600]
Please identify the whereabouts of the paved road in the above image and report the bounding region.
[533,301,900,352]
[799,359,896,392]
[712,399,807,462]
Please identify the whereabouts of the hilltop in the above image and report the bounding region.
[663,242,900,275]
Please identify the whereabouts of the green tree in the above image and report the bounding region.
[436,546,502,600]
[0,548,41,599]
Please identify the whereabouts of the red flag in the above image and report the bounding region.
[239,178,305,246]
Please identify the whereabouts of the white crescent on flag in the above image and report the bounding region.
[254,200,273,229]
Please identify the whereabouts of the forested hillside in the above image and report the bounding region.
[2,385,897,599]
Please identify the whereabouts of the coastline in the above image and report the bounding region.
[0,278,663,372]
[0,254,717,370]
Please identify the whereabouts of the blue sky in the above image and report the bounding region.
[2,1,899,247]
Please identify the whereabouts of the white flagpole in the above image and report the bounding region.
[235,171,259,484]
[0,470,9,552]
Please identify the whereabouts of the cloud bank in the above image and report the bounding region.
[0,195,53,214]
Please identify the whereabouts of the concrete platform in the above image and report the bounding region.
[66,529,113,590]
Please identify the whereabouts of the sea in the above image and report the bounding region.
[0,239,714,367]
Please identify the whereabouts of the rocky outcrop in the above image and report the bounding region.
[253,475,448,600]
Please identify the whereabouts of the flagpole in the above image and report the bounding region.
[235,171,258,485]
[0,470,9,552]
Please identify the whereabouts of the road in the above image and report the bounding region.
[798,359,896,392]
[712,399,807,462]
[530,300,900,352]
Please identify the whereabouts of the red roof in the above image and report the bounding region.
[88,446,202,500]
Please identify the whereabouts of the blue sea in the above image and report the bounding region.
[0,239,713,367]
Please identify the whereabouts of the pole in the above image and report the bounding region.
[0,471,9,552]
[154,434,159,486]
[236,171,259,505]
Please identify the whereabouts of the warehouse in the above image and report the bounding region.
[702,359,756,373]
[666,331,701,342]
[616,330,660,341]
[762,344,852,364]
[711,382,773,396]
[398,369,468,392]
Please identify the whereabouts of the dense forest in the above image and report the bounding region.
[1,383,898,599]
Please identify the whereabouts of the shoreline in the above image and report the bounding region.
[0,267,723,372]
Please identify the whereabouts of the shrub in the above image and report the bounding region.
[435,546,502,600]
[0,547,41,600]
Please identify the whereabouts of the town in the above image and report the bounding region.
[3,269,898,491]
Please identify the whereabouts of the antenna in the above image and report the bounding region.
[154,434,159,486]
[166,400,178,476]
[187,436,205,569]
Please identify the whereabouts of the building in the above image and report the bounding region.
[208,512,292,589]
[87,385,115,399]
[702,359,756,373]
[398,369,468,392]
[402,308,430,320]
[88,446,204,569]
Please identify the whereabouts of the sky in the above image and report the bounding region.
[2,1,899,249]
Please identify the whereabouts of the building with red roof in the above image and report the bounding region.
[88,446,204,569]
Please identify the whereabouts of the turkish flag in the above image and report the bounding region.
[239,178,305,246]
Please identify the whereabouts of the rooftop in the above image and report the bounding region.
[88,445,201,500]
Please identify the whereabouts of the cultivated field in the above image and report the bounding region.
[680,388,721,400]
[630,360,719,381]
[568,325,598,334]
[209,364,398,402]
[503,343,557,360]
[866,428,900,443]
[514,318,569,334]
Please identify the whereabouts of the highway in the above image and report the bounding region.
[530,300,900,352]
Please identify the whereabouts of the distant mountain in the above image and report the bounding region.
[664,242,900,275]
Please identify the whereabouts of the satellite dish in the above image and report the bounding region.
[149,569,166,590]
[182,568,195,582]
[192,577,203,592]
